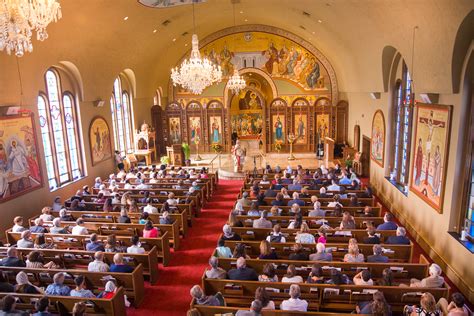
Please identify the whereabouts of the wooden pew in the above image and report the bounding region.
[235,215,384,230]
[0,246,159,285]
[0,288,126,315]
[18,219,181,250]
[6,231,171,267]
[260,197,375,207]
[202,277,449,313]
[229,227,399,244]
[193,305,354,316]
[223,240,413,262]
[0,265,145,307]
[30,208,189,237]
[240,204,382,217]
[215,257,429,281]
[92,187,205,209]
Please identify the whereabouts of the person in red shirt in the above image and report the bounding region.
[142,220,159,238]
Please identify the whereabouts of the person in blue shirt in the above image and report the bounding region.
[110,253,134,273]
[70,275,95,298]
[376,213,398,230]
[45,272,71,296]
[288,179,302,191]
[86,233,105,252]
[327,180,341,191]
[339,174,352,185]
[32,297,52,316]
[30,218,47,234]
[287,192,305,207]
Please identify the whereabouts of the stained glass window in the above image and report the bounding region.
[391,62,413,186]
[38,69,84,190]
[110,77,134,156]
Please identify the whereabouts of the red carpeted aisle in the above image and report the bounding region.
[128,179,242,316]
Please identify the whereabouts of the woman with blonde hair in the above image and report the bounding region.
[406,292,441,316]
[258,240,277,260]
[295,222,315,244]
[339,211,356,229]
[344,242,364,262]
[228,212,243,227]
[39,207,54,221]
[281,187,290,199]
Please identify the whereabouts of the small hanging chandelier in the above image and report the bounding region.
[0,0,62,57]
[170,3,222,95]
[226,1,246,94]
[227,68,246,94]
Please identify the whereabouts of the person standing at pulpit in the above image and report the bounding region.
[231,140,246,173]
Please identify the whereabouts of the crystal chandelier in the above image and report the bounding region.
[226,2,246,94]
[227,68,246,94]
[171,34,222,95]
[0,0,62,57]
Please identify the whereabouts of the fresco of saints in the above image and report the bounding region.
[211,118,220,143]
[190,118,201,144]
[262,42,279,75]
[170,118,181,143]
[432,145,442,195]
[286,47,299,76]
[278,45,290,75]
[318,118,328,139]
[414,138,423,186]
[419,110,445,185]
[0,141,7,171]
[24,137,40,181]
[9,140,29,177]
[274,116,283,141]
[219,45,234,76]
[297,116,305,138]
[306,60,320,89]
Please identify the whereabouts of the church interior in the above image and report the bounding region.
[0,0,473,315]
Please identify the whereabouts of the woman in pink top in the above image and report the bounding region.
[142,221,159,238]
[317,229,327,244]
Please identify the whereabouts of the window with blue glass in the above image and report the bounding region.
[110,77,134,156]
[37,69,84,190]
[390,62,414,186]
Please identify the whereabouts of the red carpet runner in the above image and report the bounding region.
[128,180,242,316]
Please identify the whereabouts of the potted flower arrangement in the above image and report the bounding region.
[182,142,191,166]
[211,143,223,153]
[274,141,283,153]
[160,155,170,165]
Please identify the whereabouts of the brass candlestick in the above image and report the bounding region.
[288,133,296,160]
[195,138,202,161]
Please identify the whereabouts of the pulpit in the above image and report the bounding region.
[324,137,334,166]
[167,144,184,166]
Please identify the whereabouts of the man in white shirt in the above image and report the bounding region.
[71,219,88,235]
[87,252,109,272]
[127,235,146,254]
[280,284,308,312]
[166,192,179,206]
[143,202,158,214]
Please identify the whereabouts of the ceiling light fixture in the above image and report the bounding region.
[318,19,322,23]
[170,3,222,94]
[124,16,128,20]
[153,29,157,33]
[0,0,62,57]
[226,1,246,94]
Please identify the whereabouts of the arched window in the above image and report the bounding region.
[390,61,413,186]
[110,77,134,155]
[37,69,84,190]
[153,89,162,106]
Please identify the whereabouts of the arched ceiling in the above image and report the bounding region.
[0,0,472,102]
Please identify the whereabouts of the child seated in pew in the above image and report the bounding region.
[214,239,232,258]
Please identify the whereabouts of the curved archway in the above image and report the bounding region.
[58,61,84,101]
[451,10,474,93]
[381,45,398,93]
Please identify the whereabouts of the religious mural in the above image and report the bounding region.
[89,116,112,166]
[200,32,331,91]
[272,114,285,143]
[410,103,452,212]
[231,113,263,138]
[169,117,181,144]
[293,113,307,144]
[371,110,385,167]
[188,116,202,144]
[316,114,330,141]
[0,113,42,203]
[209,116,222,144]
